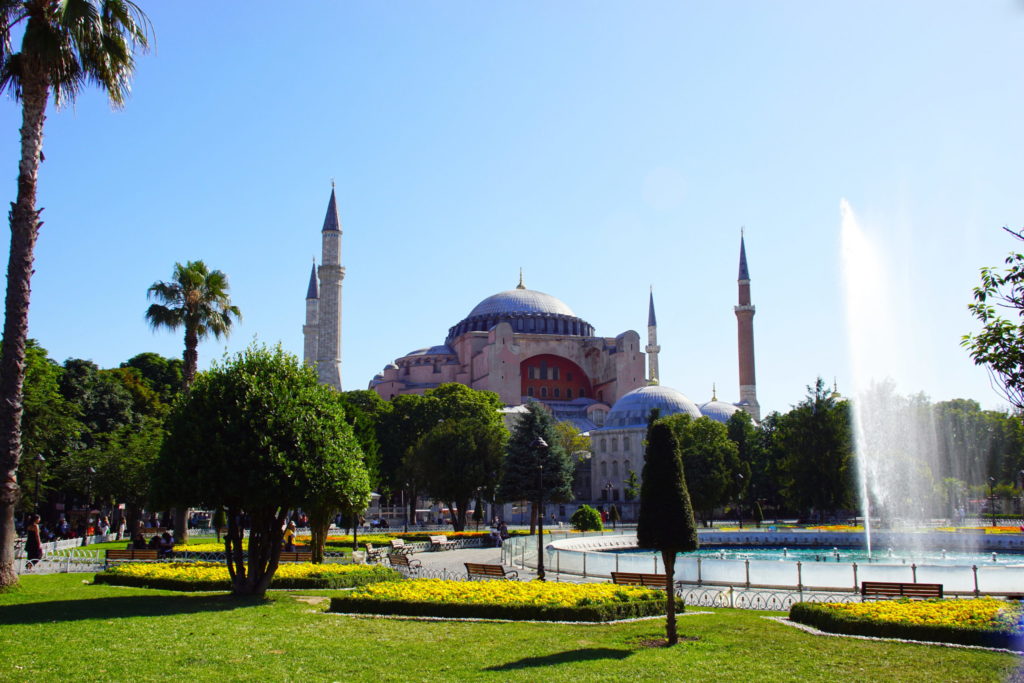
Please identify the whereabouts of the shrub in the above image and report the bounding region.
[328,578,668,622]
[789,599,1024,650]
[571,505,603,531]
[94,562,401,592]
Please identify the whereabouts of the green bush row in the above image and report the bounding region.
[93,567,402,592]
[328,594,672,622]
[788,602,1024,651]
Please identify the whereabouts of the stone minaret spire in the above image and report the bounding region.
[315,186,344,390]
[645,287,660,385]
[302,260,319,368]
[735,230,760,421]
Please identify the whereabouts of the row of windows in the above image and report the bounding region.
[598,460,631,476]
[598,437,632,452]
[527,366,570,380]
[526,386,586,399]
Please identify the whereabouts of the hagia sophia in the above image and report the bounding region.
[301,189,760,511]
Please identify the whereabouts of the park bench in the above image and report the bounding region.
[465,562,518,580]
[611,572,671,590]
[105,549,158,568]
[860,581,943,600]
[429,535,457,551]
[388,553,422,572]
[278,549,312,562]
[364,543,385,563]
[389,539,415,555]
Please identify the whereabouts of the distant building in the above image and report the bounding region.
[301,189,761,511]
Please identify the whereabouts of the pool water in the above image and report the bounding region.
[612,546,1024,565]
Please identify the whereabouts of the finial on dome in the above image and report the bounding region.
[712,383,718,402]
[517,268,525,290]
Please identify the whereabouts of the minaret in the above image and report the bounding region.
[734,231,760,421]
[315,186,344,390]
[302,260,319,368]
[645,287,660,385]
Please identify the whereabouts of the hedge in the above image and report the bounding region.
[789,602,1024,651]
[94,567,402,592]
[328,594,673,622]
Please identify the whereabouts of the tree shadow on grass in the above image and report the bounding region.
[0,593,265,625]
[484,647,633,671]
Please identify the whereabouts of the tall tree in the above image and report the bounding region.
[636,421,698,646]
[152,344,369,596]
[663,414,737,525]
[0,0,150,587]
[498,402,574,533]
[121,352,183,403]
[146,260,241,389]
[776,378,855,519]
[963,226,1024,412]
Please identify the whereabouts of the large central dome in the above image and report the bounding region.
[447,281,594,342]
[467,288,576,318]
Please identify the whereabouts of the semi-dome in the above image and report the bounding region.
[603,385,702,429]
[447,281,594,342]
[700,400,739,424]
[404,344,456,357]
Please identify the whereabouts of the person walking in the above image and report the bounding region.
[25,514,43,564]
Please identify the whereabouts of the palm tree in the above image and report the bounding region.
[146,261,242,390]
[0,0,150,588]
[147,260,241,543]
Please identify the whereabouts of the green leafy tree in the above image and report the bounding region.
[608,503,621,529]
[663,414,737,525]
[963,226,1024,411]
[146,260,241,389]
[0,0,150,587]
[337,390,389,493]
[624,469,640,502]
[376,393,434,524]
[152,344,369,596]
[637,421,698,646]
[406,383,507,531]
[121,352,183,403]
[570,504,602,531]
[58,359,138,446]
[498,402,574,533]
[776,378,855,520]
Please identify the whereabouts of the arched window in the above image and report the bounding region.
[553,388,560,398]
[611,437,618,452]
[612,460,619,475]
[600,461,607,476]
[600,438,607,452]
[623,436,631,451]
[527,387,534,397]
[540,387,548,398]
[580,388,586,398]
[566,388,573,399]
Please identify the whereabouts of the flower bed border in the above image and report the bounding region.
[788,601,1024,651]
[94,567,401,592]
[328,594,671,622]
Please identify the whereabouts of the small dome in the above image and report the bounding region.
[404,344,456,357]
[700,400,739,424]
[603,385,701,429]
[384,363,399,370]
[467,288,576,318]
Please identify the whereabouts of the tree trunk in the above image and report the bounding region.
[0,73,49,588]
[182,327,199,389]
[663,549,678,645]
[308,506,333,563]
[232,508,287,597]
[173,507,188,545]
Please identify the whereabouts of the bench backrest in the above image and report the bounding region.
[465,563,506,577]
[861,581,943,598]
[278,551,312,562]
[388,553,412,566]
[390,539,407,548]
[429,535,448,543]
[611,572,669,588]
[107,549,158,560]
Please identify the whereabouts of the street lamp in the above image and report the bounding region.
[988,477,997,528]
[33,453,46,514]
[604,482,614,529]
[735,473,745,529]
[530,436,549,581]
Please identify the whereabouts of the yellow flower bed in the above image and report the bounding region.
[821,598,1022,631]
[105,561,374,581]
[348,578,660,608]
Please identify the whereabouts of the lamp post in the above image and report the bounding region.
[530,436,549,581]
[604,482,614,529]
[988,476,996,528]
[33,453,46,514]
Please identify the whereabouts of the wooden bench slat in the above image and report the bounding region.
[465,562,518,580]
[860,581,943,599]
[388,553,422,570]
[278,551,312,562]
[611,572,670,589]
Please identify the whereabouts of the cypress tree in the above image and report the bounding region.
[637,421,699,645]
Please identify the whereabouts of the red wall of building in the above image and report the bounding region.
[520,354,593,400]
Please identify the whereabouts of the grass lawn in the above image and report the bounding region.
[0,574,1019,682]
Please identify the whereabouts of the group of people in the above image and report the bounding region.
[131,526,175,558]
[489,518,510,547]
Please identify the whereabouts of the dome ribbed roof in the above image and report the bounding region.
[700,400,739,424]
[603,386,702,429]
[467,289,576,318]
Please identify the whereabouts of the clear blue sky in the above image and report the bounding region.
[3,1,1023,416]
